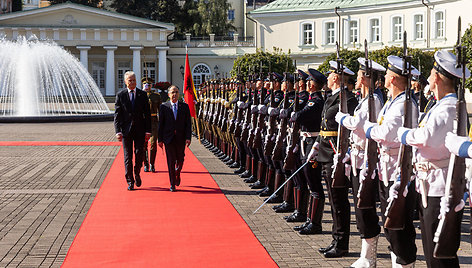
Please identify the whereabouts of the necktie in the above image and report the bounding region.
[130,90,135,109]
[173,103,177,120]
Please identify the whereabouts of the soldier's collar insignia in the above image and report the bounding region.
[289,99,294,103]
[275,97,280,102]
[308,102,314,107]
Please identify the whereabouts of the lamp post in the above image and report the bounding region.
[214,65,219,78]
[180,65,184,78]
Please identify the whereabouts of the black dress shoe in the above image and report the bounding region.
[256,186,268,195]
[318,241,336,253]
[127,182,134,191]
[250,181,265,189]
[323,247,348,258]
[234,167,246,174]
[229,162,240,169]
[285,211,306,222]
[240,170,251,178]
[293,220,310,231]
[144,165,149,172]
[244,175,257,183]
[266,194,283,204]
[274,202,294,213]
[170,186,176,192]
[299,223,322,235]
[135,175,142,187]
[150,165,155,172]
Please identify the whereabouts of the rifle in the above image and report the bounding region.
[272,72,290,162]
[331,42,350,188]
[240,77,253,142]
[253,79,267,149]
[384,31,414,230]
[248,63,263,148]
[283,88,301,170]
[234,82,245,138]
[357,39,379,209]
[264,72,278,156]
[433,17,467,258]
[229,82,240,134]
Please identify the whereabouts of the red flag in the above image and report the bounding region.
[183,53,197,118]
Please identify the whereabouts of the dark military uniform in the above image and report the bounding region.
[144,89,162,171]
[317,87,358,254]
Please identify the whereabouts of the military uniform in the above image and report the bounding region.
[364,56,420,266]
[316,62,358,258]
[399,50,471,268]
[142,78,162,172]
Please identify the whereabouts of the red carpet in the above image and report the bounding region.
[62,147,277,267]
[0,141,121,146]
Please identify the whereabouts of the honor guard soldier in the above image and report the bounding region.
[142,77,162,172]
[412,74,429,113]
[363,55,420,267]
[398,50,470,268]
[308,61,358,258]
[290,68,326,235]
[335,57,385,267]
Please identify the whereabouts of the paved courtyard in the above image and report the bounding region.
[0,122,470,267]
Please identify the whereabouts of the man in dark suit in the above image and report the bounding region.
[114,71,151,191]
[158,85,192,192]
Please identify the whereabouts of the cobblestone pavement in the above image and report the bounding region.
[190,140,472,268]
[0,122,471,267]
[0,122,119,268]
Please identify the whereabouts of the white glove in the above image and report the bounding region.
[363,121,376,133]
[290,111,296,119]
[257,104,265,110]
[445,132,470,157]
[268,107,274,115]
[306,142,319,162]
[237,101,244,109]
[387,180,408,203]
[335,112,349,125]
[438,196,465,220]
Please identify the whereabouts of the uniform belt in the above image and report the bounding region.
[319,130,338,137]
[300,131,319,138]
[151,113,158,117]
[379,147,400,156]
[415,159,450,172]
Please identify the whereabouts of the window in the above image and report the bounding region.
[92,62,105,95]
[392,16,403,41]
[228,9,235,21]
[192,64,211,89]
[325,22,336,45]
[348,20,359,44]
[370,18,380,42]
[414,14,424,40]
[117,61,131,89]
[142,62,156,82]
[435,11,445,38]
[301,22,313,45]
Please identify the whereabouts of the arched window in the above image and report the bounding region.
[192,63,211,89]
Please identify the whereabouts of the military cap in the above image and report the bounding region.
[329,61,355,76]
[433,50,471,80]
[282,73,295,83]
[357,57,386,73]
[141,77,154,84]
[307,68,327,84]
[271,72,283,82]
[297,69,309,81]
[412,74,429,86]
[387,55,420,77]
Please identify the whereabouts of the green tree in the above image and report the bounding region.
[461,24,472,90]
[194,0,235,36]
[317,46,434,79]
[48,0,101,8]
[230,48,295,79]
[175,0,202,37]
[153,0,180,23]
[110,0,154,19]
[12,0,22,12]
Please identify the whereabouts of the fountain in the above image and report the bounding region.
[0,36,113,122]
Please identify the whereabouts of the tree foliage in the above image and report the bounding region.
[317,46,434,79]
[48,0,101,7]
[461,24,472,90]
[230,48,295,79]
[110,0,155,19]
[193,0,236,36]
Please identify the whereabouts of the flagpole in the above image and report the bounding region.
[185,45,201,143]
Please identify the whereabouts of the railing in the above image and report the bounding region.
[169,36,255,48]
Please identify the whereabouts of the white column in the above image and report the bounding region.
[76,45,91,70]
[130,46,143,85]
[104,45,117,96]
[156,46,169,82]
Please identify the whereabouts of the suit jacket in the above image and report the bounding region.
[114,88,151,137]
[158,101,192,145]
